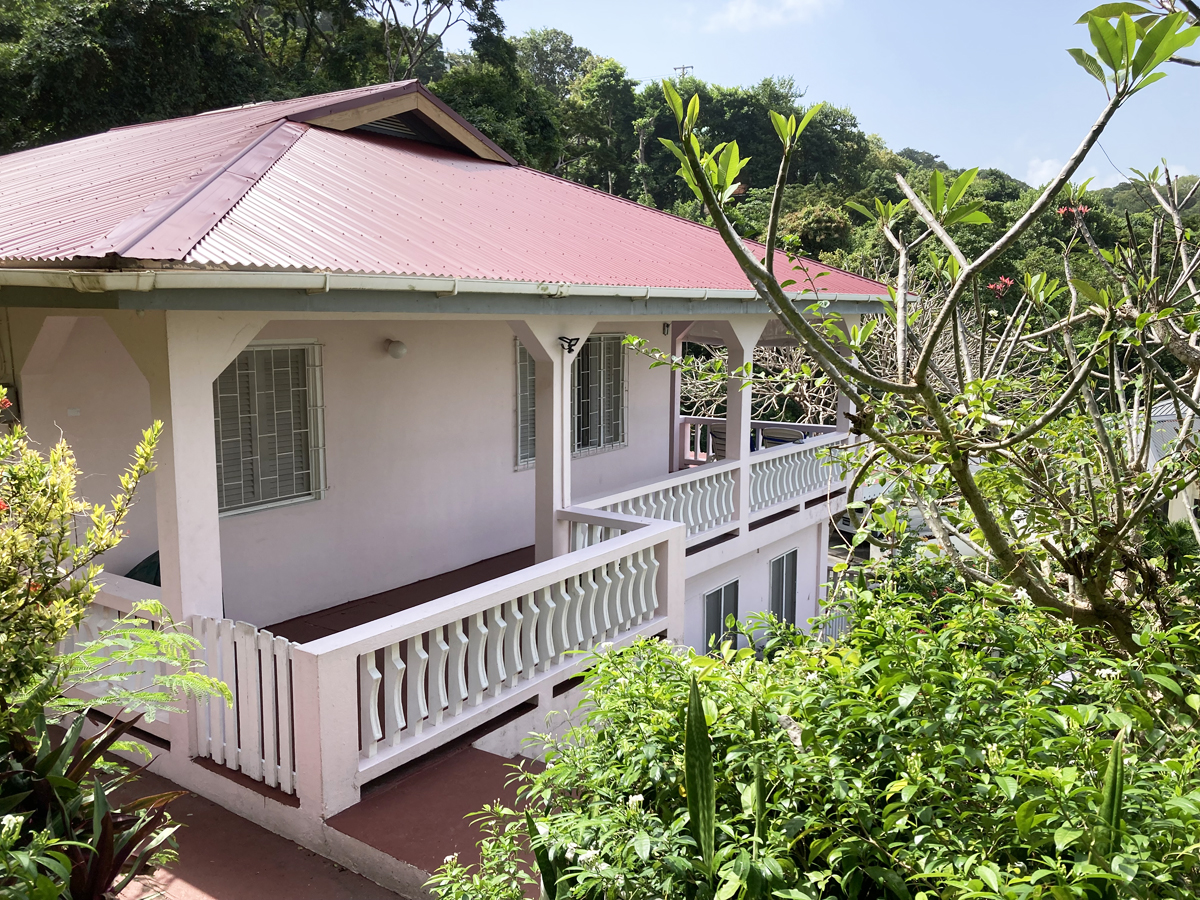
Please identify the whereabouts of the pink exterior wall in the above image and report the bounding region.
[682,522,827,651]
[219,320,670,626]
[19,316,159,578]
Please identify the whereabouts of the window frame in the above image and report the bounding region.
[769,548,799,626]
[703,579,739,650]
[214,340,327,518]
[514,334,629,469]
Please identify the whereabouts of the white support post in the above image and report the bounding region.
[667,322,694,472]
[508,318,596,562]
[291,645,362,818]
[715,318,771,534]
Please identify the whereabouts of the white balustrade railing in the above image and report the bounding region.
[749,432,849,513]
[678,416,838,466]
[579,461,738,541]
[191,616,300,795]
[292,515,683,805]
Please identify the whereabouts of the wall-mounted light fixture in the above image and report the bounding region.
[385,339,407,359]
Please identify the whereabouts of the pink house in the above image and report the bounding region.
[0,82,883,892]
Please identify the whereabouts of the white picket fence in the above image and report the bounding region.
[190,616,300,796]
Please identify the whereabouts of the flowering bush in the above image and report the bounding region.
[431,570,1200,899]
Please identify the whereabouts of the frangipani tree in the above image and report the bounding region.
[646,7,1200,651]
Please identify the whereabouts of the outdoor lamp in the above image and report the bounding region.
[386,339,407,359]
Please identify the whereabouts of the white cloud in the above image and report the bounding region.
[704,0,830,33]
[1024,157,1063,187]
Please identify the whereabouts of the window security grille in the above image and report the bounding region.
[516,340,537,467]
[769,549,798,625]
[213,343,325,514]
[704,580,739,649]
[515,335,627,467]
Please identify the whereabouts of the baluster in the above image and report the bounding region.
[257,631,278,787]
[467,613,488,706]
[233,622,262,780]
[750,461,762,510]
[616,554,636,630]
[273,636,294,795]
[217,619,237,769]
[553,580,572,662]
[428,627,449,726]
[359,652,383,758]
[595,562,614,640]
[660,485,679,523]
[682,481,700,536]
[590,524,603,547]
[566,575,586,650]
[700,475,717,532]
[578,568,599,647]
[486,605,507,698]
[721,471,735,522]
[536,586,557,673]
[521,592,541,679]
[447,619,468,716]
[645,546,661,615]
[383,641,406,744]
[407,635,430,733]
[504,598,524,687]
[632,549,652,622]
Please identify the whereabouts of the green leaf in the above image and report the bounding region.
[632,830,651,862]
[1089,15,1124,71]
[1145,672,1183,696]
[1094,732,1125,860]
[897,683,920,710]
[715,874,744,900]
[995,775,1019,802]
[1068,47,1107,82]
[1054,826,1085,852]
[976,863,1002,892]
[794,102,824,138]
[686,675,716,870]
[1077,3,1149,23]
[1016,799,1040,837]
[845,200,876,221]
[662,79,684,124]
[945,167,979,209]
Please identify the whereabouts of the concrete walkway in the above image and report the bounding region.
[119,771,402,900]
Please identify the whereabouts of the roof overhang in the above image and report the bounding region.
[0,266,886,317]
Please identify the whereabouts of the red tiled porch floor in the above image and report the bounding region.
[267,546,536,643]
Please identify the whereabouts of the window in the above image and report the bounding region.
[213,342,325,514]
[704,580,739,649]
[769,549,798,625]
[573,334,626,454]
[515,335,627,466]
[516,339,537,467]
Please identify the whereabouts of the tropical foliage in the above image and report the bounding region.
[431,565,1200,899]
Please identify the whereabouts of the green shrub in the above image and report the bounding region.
[431,574,1200,899]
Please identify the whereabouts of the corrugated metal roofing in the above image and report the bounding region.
[0,82,887,295]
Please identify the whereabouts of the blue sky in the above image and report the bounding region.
[444,0,1198,188]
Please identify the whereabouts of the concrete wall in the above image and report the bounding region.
[682,521,826,651]
[18,316,159,578]
[220,319,670,626]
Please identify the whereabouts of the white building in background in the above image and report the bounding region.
[0,81,883,892]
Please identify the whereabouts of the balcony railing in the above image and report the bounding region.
[581,429,850,546]
[176,509,686,817]
[678,416,839,466]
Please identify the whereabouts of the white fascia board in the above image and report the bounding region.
[0,266,887,310]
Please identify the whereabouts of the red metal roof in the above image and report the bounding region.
[0,83,886,296]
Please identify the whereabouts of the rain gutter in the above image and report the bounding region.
[0,267,887,306]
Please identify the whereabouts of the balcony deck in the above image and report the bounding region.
[267,547,536,642]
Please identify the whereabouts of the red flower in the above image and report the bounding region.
[0,398,11,409]
[1076,205,1089,216]
[1057,206,1071,215]
[987,276,1015,297]
[0,500,8,512]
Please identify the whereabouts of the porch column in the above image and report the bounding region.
[667,322,694,472]
[508,318,596,562]
[715,318,771,532]
[107,310,269,621]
